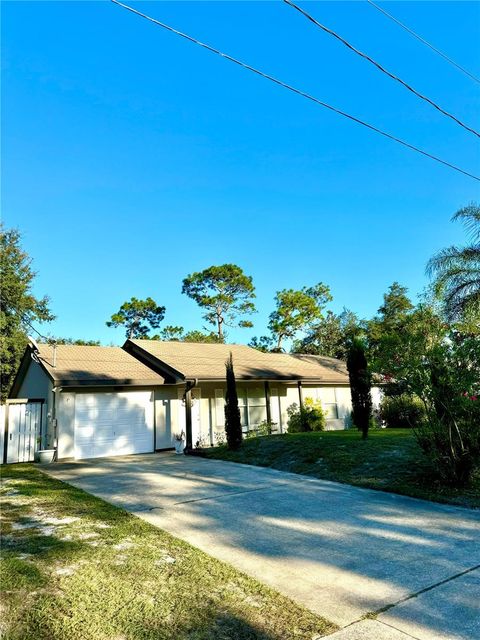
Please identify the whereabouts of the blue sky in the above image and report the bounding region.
[3,1,480,346]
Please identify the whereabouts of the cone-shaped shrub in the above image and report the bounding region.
[224,353,243,450]
[347,337,372,439]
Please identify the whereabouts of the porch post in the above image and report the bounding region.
[297,381,304,409]
[264,381,271,424]
[184,386,193,453]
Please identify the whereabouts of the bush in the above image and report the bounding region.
[244,420,278,438]
[379,394,426,428]
[346,337,372,439]
[413,341,480,487]
[287,398,326,433]
[224,353,242,450]
[415,402,480,487]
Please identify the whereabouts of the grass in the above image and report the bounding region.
[0,464,337,640]
[203,429,480,509]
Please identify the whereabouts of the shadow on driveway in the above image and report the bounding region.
[43,452,480,638]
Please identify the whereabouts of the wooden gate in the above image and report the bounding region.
[2,400,44,464]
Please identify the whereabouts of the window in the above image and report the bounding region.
[238,386,267,431]
[304,387,339,420]
[321,388,338,420]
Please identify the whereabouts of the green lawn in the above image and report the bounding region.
[203,429,480,509]
[0,465,336,640]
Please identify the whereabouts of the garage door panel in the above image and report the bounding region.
[74,392,154,459]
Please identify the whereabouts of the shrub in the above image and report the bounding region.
[287,398,326,433]
[244,420,278,438]
[412,340,480,487]
[379,394,426,428]
[224,353,242,450]
[346,337,372,439]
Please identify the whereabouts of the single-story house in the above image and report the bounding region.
[6,339,382,462]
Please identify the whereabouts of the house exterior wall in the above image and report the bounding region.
[183,382,360,438]
[16,359,53,448]
[154,386,179,449]
[371,386,383,411]
[57,393,75,459]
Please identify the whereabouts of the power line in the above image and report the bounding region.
[110,0,479,182]
[366,0,480,85]
[283,0,480,139]
[21,316,56,344]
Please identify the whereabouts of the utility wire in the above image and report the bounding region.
[366,0,480,85]
[284,0,480,139]
[110,0,480,182]
[21,315,55,344]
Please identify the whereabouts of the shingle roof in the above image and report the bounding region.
[126,340,349,383]
[35,344,165,386]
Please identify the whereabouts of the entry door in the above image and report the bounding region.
[6,402,43,463]
[155,390,173,449]
[177,388,201,446]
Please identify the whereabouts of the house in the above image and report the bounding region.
[6,339,381,462]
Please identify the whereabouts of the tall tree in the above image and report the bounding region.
[224,353,242,450]
[346,337,372,439]
[0,227,54,400]
[268,283,332,351]
[368,282,414,370]
[293,309,362,359]
[106,297,165,339]
[182,264,256,341]
[427,203,480,320]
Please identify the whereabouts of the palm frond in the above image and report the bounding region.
[452,202,480,242]
[426,245,480,277]
[443,277,480,320]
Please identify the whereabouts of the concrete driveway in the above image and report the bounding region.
[44,453,480,640]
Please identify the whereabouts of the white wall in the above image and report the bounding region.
[57,393,75,459]
[371,386,383,411]
[281,384,352,431]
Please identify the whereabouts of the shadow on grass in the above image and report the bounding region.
[1,464,331,640]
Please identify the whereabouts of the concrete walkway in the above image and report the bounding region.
[43,453,480,639]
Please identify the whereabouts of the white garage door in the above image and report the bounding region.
[74,391,154,459]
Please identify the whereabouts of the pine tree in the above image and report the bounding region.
[224,353,242,450]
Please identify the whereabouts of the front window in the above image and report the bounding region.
[238,386,267,431]
[322,388,338,420]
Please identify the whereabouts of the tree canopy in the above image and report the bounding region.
[0,227,54,400]
[293,309,362,359]
[153,326,223,343]
[106,297,165,339]
[268,283,332,351]
[182,264,256,341]
[48,338,101,346]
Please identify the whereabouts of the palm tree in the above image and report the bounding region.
[427,203,480,320]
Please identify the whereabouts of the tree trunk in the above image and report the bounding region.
[217,313,224,341]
